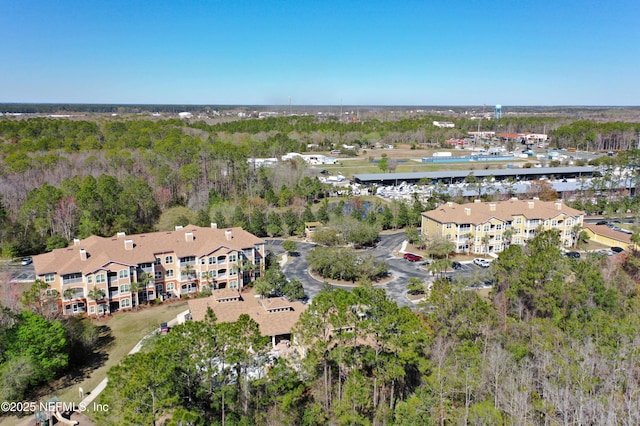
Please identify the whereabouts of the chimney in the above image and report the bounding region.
[211,222,218,229]
[464,208,471,216]
[528,201,535,209]
[555,201,562,210]
[80,249,87,261]
[116,231,126,238]
[175,225,183,230]
[446,201,453,207]
[225,229,233,241]
[185,232,194,242]
[474,199,481,203]
[489,203,496,211]
[73,238,81,246]
[124,239,133,250]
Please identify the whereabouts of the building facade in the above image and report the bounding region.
[421,199,584,254]
[32,224,265,316]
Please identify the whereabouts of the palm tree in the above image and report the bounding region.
[130,280,142,310]
[88,286,106,318]
[63,288,76,301]
[137,272,154,307]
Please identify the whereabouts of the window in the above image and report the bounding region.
[230,267,238,276]
[446,223,452,229]
[166,283,175,291]
[119,269,129,279]
[121,299,131,308]
[45,273,55,283]
[514,238,521,244]
[154,271,163,280]
[495,235,502,241]
[208,257,216,265]
[565,230,571,236]
[552,220,558,226]
[87,276,92,284]
[154,257,161,265]
[229,280,238,289]
[200,258,205,265]
[229,254,237,262]
[483,225,490,232]
[45,289,57,297]
[446,234,451,240]
[89,306,95,314]
[165,256,173,264]
[496,224,503,230]
[120,284,130,293]
[96,274,105,283]
[566,219,573,226]
[475,236,480,242]
[166,269,174,278]
[516,217,522,224]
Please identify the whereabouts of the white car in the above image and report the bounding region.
[473,258,491,268]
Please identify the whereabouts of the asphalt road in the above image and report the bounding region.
[266,232,491,309]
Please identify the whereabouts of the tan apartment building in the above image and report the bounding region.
[32,224,265,316]
[421,199,585,255]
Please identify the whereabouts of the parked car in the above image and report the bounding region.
[403,253,423,262]
[565,251,580,258]
[596,248,615,256]
[21,257,32,266]
[473,258,491,268]
[596,220,608,225]
[451,261,462,270]
[611,246,625,253]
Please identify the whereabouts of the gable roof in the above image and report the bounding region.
[33,225,264,276]
[423,199,584,225]
[188,288,307,337]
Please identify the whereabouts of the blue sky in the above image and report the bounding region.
[1,0,639,105]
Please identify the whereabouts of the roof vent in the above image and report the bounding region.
[211,222,218,229]
[474,199,481,203]
[80,249,87,261]
[73,238,81,246]
[555,201,562,210]
[185,232,194,242]
[175,225,184,230]
[489,203,496,211]
[528,201,535,209]
[125,239,134,250]
[225,229,233,241]
[116,231,126,238]
[464,208,471,216]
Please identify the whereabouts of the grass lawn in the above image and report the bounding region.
[0,301,188,426]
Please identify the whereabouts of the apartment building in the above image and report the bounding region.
[421,199,584,254]
[32,224,265,316]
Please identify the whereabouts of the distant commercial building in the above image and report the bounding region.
[433,121,455,128]
[421,199,584,254]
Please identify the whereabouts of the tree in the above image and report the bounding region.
[378,157,389,173]
[87,286,106,317]
[99,351,179,426]
[282,239,298,255]
[8,311,68,385]
[407,277,425,295]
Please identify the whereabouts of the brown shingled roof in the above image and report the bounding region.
[188,289,307,337]
[583,224,633,245]
[33,225,264,276]
[423,199,584,225]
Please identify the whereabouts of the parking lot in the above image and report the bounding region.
[266,234,494,309]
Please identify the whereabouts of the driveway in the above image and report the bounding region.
[266,233,431,309]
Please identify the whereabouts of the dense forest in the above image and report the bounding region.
[1,113,640,424]
[0,114,639,258]
[92,230,640,425]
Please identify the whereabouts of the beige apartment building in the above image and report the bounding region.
[421,199,584,255]
[32,224,265,316]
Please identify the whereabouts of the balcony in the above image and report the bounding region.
[109,290,119,298]
[62,277,83,285]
